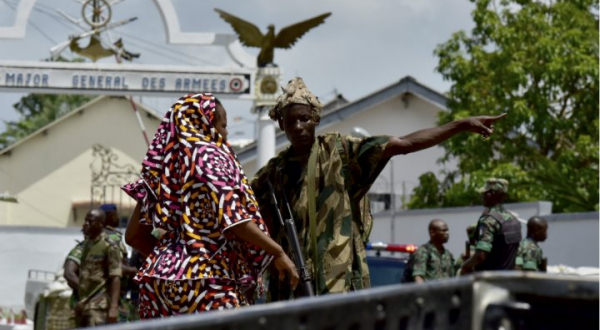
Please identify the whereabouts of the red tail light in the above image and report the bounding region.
[366,242,418,253]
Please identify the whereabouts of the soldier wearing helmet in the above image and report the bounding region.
[460,178,522,274]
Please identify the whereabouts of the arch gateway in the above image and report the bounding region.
[0,0,282,222]
[0,0,267,98]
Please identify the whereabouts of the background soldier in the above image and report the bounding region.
[461,178,522,274]
[251,77,505,299]
[412,219,455,283]
[454,224,477,274]
[76,209,122,327]
[516,216,548,272]
[63,221,89,328]
[100,204,138,322]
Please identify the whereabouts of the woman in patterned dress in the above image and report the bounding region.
[123,93,298,318]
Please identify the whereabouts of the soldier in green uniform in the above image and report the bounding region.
[516,216,548,272]
[460,178,522,274]
[101,204,127,252]
[454,224,477,274]
[76,208,122,327]
[100,204,138,322]
[251,77,506,299]
[63,222,89,328]
[412,219,455,282]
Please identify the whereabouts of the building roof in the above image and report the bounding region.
[236,76,448,163]
[0,95,161,156]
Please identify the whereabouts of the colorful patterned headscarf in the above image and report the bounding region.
[122,92,266,241]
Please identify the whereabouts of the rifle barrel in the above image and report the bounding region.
[267,179,315,297]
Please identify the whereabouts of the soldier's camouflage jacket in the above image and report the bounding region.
[516,237,544,271]
[104,226,128,258]
[475,205,517,252]
[412,241,455,280]
[251,133,389,299]
[79,232,122,315]
[65,240,85,307]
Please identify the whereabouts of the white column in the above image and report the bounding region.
[253,66,281,168]
[257,107,276,168]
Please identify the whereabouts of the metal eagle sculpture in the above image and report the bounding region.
[215,9,331,67]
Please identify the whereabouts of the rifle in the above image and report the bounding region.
[541,257,548,272]
[266,180,314,297]
[74,282,106,317]
[465,240,471,260]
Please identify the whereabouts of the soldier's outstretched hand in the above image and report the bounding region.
[464,113,507,138]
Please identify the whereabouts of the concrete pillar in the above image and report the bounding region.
[257,106,276,167]
[253,66,282,168]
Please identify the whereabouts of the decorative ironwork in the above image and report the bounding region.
[90,144,139,207]
[82,0,112,28]
[48,0,140,62]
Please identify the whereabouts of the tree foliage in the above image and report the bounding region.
[408,0,599,213]
[0,58,93,150]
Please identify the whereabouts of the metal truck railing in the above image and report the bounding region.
[100,272,599,330]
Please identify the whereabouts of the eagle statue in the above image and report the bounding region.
[215,9,331,67]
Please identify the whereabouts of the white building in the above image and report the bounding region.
[0,96,162,227]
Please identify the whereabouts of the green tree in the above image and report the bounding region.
[409,0,599,213]
[0,58,93,149]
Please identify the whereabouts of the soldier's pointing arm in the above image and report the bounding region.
[383,114,507,158]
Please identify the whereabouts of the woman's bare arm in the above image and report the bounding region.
[124,202,157,257]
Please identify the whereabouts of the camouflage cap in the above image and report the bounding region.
[476,178,509,194]
[269,77,323,121]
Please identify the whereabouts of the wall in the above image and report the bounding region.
[370,201,599,268]
[541,212,599,268]
[0,226,83,310]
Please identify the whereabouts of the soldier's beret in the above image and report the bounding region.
[100,203,117,212]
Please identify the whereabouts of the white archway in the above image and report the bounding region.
[0,0,255,67]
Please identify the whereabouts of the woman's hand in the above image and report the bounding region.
[107,305,118,323]
[229,221,299,289]
[273,251,299,290]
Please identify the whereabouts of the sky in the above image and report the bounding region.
[0,0,475,139]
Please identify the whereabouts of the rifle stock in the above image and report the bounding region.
[266,180,314,297]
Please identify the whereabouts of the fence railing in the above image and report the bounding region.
[27,269,55,281]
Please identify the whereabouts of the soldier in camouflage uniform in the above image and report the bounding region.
[412,219,455,282]
[454,224,477,274]
[460,178,522,274]
[516,216,548,272]
[100,204,138,322]
[251,77,506,299]
[76,209,122,327]
[63,239,86,328]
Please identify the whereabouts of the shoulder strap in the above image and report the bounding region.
[307,138,319,293]
[485,210,514,224]
[336,135,350,178]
